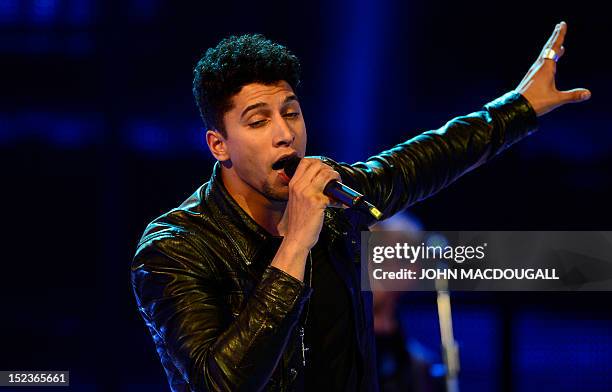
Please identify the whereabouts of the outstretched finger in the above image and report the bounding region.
[539,22,567,63]
[558,45,565,60]
[558,87,592,104]
[552,21,567,53]
[540,23,561,55]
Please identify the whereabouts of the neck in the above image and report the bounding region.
[220,166,286,236]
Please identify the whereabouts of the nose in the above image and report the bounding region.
[272,114,295,147]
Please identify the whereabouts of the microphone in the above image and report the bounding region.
[276,156,383,220]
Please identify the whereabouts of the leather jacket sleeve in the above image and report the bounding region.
[324,91,538,228]
[131,232,312,392]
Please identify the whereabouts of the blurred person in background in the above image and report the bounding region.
[371,213,444,392]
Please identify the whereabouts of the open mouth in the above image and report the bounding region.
[272,153,297,171]
[278,171,291,183]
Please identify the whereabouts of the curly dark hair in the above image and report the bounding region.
[193,34,301,138]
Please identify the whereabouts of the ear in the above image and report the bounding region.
[206,129,230,161]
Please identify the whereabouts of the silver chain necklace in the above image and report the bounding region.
[299,250,313,367]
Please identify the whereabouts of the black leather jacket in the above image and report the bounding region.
[131,92,537,391]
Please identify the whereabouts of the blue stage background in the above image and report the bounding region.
[1,0,610,390]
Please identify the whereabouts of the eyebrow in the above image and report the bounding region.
[240,94,299,120]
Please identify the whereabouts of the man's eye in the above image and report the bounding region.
[284,112,300,119]
[248,120,267,128]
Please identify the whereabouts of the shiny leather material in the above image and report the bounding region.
[131,91,537,391]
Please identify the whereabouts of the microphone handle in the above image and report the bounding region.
[324,181,383,220]
[284,156,383,220]
[323,181,363,207]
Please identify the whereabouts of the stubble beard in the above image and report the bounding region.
[262,181,289,203]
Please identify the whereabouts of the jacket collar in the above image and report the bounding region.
[203,160,350,266]
[204,161,281,267]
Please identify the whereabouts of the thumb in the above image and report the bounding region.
[559,88,591,104]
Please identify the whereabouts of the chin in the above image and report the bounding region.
[262,183,289,202]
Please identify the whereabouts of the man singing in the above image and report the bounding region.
[131,23,589,391]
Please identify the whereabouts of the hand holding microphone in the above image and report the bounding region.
[271,156,382,280]
[274,156,383,220]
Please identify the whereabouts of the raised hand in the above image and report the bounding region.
[515,21,591,116]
